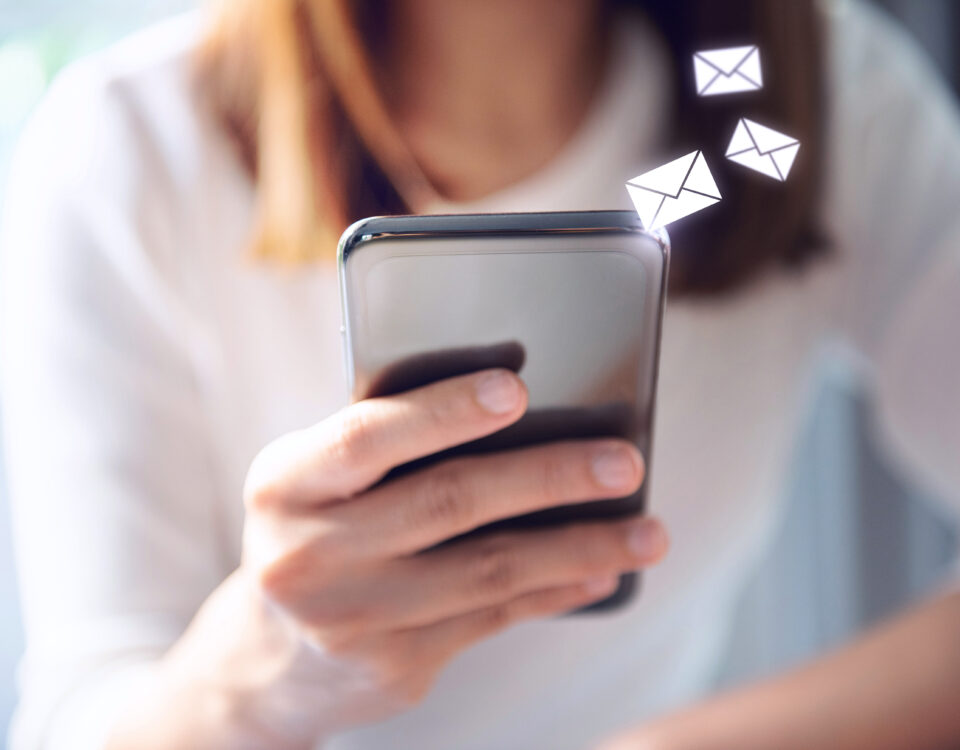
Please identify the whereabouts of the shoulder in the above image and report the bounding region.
[821,0,959,159]
[811,3,960,506]
[13,12,212,189]
[823,0,932,87]
[4,11,244,258]
[817,0,960,262]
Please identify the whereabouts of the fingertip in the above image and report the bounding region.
[583,574,620,597]
[634,446,647,486]
[626,517,670,564]
[474,368,527,416]
[651,519,670,561]
[650,518,670,561]
[591,441,644,493]
[621,442,646,490]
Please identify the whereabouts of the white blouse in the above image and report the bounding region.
[2,2,959,749]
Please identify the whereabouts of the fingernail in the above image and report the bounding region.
[591,446,638,490]
[585,575,619,596]
[628,520,666,560]
[475,370,521,414]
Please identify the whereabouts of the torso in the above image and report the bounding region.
[176,17,849,743]
[15,3,958,748]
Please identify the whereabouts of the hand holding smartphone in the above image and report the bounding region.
[338,211,669,612]
[162,213,669,743]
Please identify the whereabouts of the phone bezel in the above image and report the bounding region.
[336,211,671,613]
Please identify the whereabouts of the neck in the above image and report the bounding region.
[379,0,609,203]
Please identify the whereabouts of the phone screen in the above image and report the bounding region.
[339,216,667,611]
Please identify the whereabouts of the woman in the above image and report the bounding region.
[2,0,959,748]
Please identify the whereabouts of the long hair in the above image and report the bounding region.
[641,1,826,292]
[196,0,826,295]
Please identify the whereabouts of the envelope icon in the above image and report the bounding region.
[694,45,763,96]
[625,151,722,231]
[726,118,801,181]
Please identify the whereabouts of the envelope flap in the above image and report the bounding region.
[743,118,798,154]
[627,151,699,199]
[684,152,721,199]
[726,119,754,156]
[695,46,756,76]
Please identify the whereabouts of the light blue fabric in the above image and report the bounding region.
[715,354,958,688]
[0,0,957,742]
[879,0,956,82]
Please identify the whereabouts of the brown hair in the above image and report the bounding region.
[196,0,827,295]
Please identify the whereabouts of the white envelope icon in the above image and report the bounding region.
[694,45,763,96]
[726,118,801,181]
[625,151,722,231]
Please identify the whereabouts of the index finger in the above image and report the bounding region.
[245,368,528,509]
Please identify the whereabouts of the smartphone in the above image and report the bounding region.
[337,211,669,612]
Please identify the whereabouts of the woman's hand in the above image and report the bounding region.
[242,367,666,718]
[110,368,667,750]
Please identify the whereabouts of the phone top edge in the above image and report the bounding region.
[336,211,670,269]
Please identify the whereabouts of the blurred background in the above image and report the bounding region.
[0,0,957,743]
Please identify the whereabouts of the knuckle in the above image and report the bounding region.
[310,601,377,634]
[421,388,459,431]
[254,545,313,604]
[253,534,340,605]
[243,441,289,512]
[537,450,572,504]
[417,464,473,529]
[245,479,283,513]
[332,406,379,468]
[308,612,378,656]
[310,627,361,657]
[470,538,518,596]
[255,558,290,602]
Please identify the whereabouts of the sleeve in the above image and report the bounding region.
[820,1,960,517]
[1,60,229,749]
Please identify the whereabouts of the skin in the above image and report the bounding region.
[109,4,656,747]
[379,0,611,202]
[597,593,960,750]
[106,0,960,747]
[107,370,666,748]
